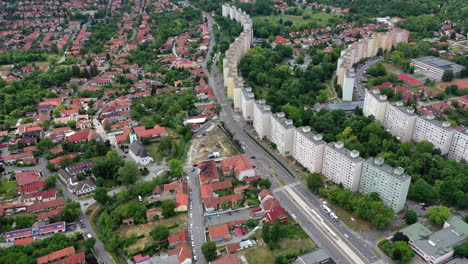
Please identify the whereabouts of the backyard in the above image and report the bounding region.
[254,10,343,28]
[118,214,188,253]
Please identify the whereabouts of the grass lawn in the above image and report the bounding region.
[0,180,18,199]
[254,10,342,28]
[414,74,425,78]
[244,245,275,264]
[382,63,400,73]
[332,205,372,233]
[222,137,240,156]
[118,214,188,253]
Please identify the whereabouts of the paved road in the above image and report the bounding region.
[187,167,206,264]
[354,57,384,99]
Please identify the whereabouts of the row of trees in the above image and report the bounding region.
[319,186,395,228]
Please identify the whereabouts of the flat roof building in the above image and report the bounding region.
[412,115,455,155]
[363,89,388,123]
[448,129,468,162]
[322,142,363,192]
[384,101,417,142]
[292,126,325,173]
[358,158,410,212]
[269,112,294,156]
[411,56,465,80]
[252,100,271,140]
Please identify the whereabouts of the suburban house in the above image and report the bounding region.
[211,254,241,264]
[198,160,220,184]
[168,230,189,248]
[36,246,76,264]
[220,154,255,180]
[58,169,97,196]
[168,243,192,264]
[200,180,232,199]
[146,208,163,221]
[208,224,231,243]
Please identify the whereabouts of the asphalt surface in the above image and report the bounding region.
[187,167,206,264]
[354,57,384,99]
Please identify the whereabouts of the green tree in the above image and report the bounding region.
[408,178,437,203]
[391,241,415,263]
[85,237,96,252]
[425,206,450,226]
[44,175,57,190]
[316,90,329,103]
[270,218,282,243]
[60,200,81,222]
[405,210,418,225]
[169,159,183,178]
[14,215,36,229]
[306,173,323,194]
[262,223,271,244]
[94,187,110,205]
[275,256,289,264]
[392,231,409,243]
[161,200,176,218]
[46,162,57,171]
[59,156,73,169]
[441,70,454,82]
[150,225,169,242]
[117,161,140,185]
[201,241,217,261]
[454,242,468,258]
[158,136,173,155]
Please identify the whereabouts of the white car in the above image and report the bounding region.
[344,233,349,239]
[190,213,193,218]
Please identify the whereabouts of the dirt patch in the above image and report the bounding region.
[187,125,239,165]
[117,214,188,253]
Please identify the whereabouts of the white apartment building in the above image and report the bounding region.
[448,129,468,162]
[270,112,295,156]
[241,87,255,122]
[384,101,417,142]
[363,89,388,123]
[322,142,363,192]
[359,157,411,212]
[412,115,455,155]
[292,126,325,173]
[252,100,271,140]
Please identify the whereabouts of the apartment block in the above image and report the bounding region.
[384,101,417,142]
[363,89,388,123]
[252,100,271,140]
[448,129,468,162]
[359,158,411,212]
[322,142,363,192]
[412,115,455,155]
[269,112,295,156]
[292,126,325,173]
[240,87,255,122]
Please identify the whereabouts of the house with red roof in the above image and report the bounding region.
[220,154,255,180]
[272,35,291,45]
[50,252,85,264]
[134,125,168,139]
[21,189,56,203]
[66,130,99,143]
[168,243,192,264]
[37,246,75,264]
[203,193,243,212]
[168,230,189,248]
[211,254,241,264]
[208,224,231,242]
[133,254,150,264]
[201,181,232,199]
[15,170,41,186]
[146,208,163,222]
[198,160,219,184]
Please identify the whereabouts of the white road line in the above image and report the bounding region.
[281,185,366,264]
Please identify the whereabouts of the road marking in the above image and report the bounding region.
[272,181,301,193]
[280,185,367,264]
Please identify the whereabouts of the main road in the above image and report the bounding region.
[199,10,384,264]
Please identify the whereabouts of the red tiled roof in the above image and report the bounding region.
[168,230,189,245]
[14,237,34,246]
[273,35,291,44]
[28,199,65,213]
[212,254,241,264]
[37,246,75,264]
[36,209,63,221]
[133,254,150,263]
[18,181,45,193]
[220,154,254,177]
[201,181,232,199]
[50,252,85,264]
[16,171,40,186]
[208,224,231,240]
[168,243,192,264]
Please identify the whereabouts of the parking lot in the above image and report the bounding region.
[205,207,259,227]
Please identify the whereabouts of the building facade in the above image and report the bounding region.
[412,115,455,155]
[322,142,363,192]
[358,158,410,212]
[292,126,325,173]
[448,129,468,162]
[383,101,417,142]
[363,89,388,123]
[269,112,294,156]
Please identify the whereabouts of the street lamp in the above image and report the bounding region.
[351,217,356,230]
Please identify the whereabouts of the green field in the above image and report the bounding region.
[254,10,343,28]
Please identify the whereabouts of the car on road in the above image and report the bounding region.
[80,219,83,223]
[190,213,193,218]
[84,203,89,206]
[344,234,349,239]
[207,215,212,220]
[216,213,221,218]
[122,155,127,158]
[250,156,256,159]
[82,224,85,228]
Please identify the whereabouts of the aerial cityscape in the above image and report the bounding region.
[0,0,466,264]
